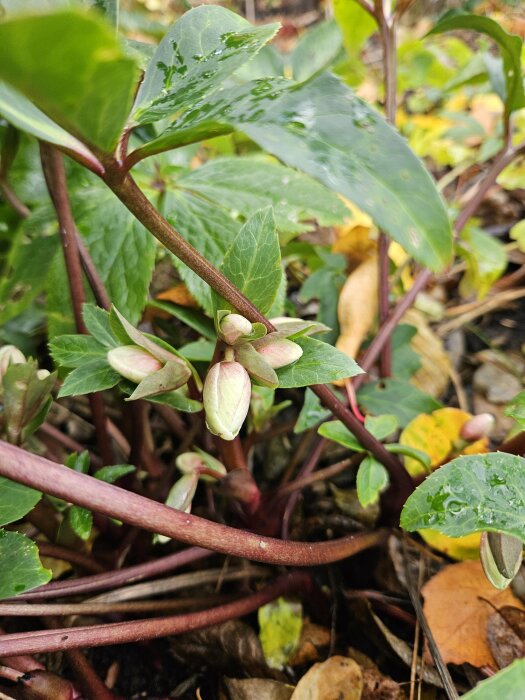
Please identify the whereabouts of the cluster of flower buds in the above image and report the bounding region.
[106,307,192,400]
[203,312,327,441]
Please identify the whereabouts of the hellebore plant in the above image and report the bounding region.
[0,3,524,674]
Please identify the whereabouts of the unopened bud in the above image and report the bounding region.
[0,345,26,378]
[219,313,253,345]
[107,345,163,384]
[203,361,251,440]
[37,369,51,380]
[252,335,303,369]
[460,413,495,441]
[176,449,227,482]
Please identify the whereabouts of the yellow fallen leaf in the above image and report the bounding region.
[332,199,376,264]
[403,309,451,399]
[419,530,481,561]
[389,241,413,290]
[291,656,363,700]
[334,254,378,386]
[157,283,197,307]
[422,560,525,668]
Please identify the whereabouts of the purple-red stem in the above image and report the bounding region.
[0,440,385,566]
[39,143,114,466]
[0,572,311,656]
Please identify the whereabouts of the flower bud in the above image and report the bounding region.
[203,360,251,440]
[107,345,162,384]
[219,313,253,345]
[0,345,26,378]
[252,335,303,369]
[37,369,51,380]
[460,413,495,441]
[176,449,227,482]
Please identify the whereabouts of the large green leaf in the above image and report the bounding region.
[73,186,156,324]
[215,207,283,315]
[131,5,278,125]
[358,378,441,428]
[401,453,525,542]
[430,12,525,115]
[177,156,348,239]
[0,9,137,151]
[0,478,41,526]
[276,336,362,388]
[462,660,525,698]
[132,74,452,271]
[0,530,51,599]
[0,83,101,170]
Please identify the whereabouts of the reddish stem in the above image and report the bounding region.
[0,572,311,656]
[35,541,105,575]
[39,143,114,466]
[0,440,385,566]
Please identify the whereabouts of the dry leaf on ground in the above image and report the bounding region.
[291,656,363,700]
[224,678,294,700]
[335,254,378,384]
[403,309,451,399]
[288,619,330,666]
[486,606,525,669]
[422,561,525,668]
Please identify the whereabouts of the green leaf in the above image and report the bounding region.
[294,387,331,433]
[0,83,102,171]
[49,334,106,368]
[215,207,283,315]
[505,390,525,429]
[134,73,452,272]
[127,360,191,400]
[67,505,93,541]
[319,413,397,452]
[147,301,215,340]
[458,226,507,299]
[400,452,525,542]
[291,20,343,82]
[85,0,119,29]
[58,358,120,397]
[0,213,59,326]
[65,450,90,474]
[94,464,135,482]
[333,0,376,60]
[356,455,389,507]
[299,252,346,345]
[462,660,525,699]
[143,389,203,413]
[258,597,303,671]
[178,340,215,363]
[0,9,138,151]
[429,12,525,115]
[82,304,118,348]
[131,5,278,125]
[276,336,362,389]
[0,478,41,526]
[391,324,421,380]
[46,247,75,338]
[510,220,525,253]
[358,378,442,428]
[0,530,51,599]
[176,156,348,240]
[164,190,240,314]
[74,186,156,324]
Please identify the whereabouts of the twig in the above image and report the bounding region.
[276,456,356,497]
[36,541,105,574]
[0,572,311,656]
[0,179,30,218]
[0,439,385,567]
[437,288,525,336]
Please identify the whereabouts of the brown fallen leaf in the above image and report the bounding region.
[291,656,363,700]
[225,678,294,700]
[334,254,379,385]
[422,561,525,668]
[288,619,330,666]
[361,667,406,700]
[157,283,197,307]
[486,605,525,669]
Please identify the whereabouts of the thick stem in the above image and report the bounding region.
[39,143,114,466]
[103,167,410,497]
[0,572,311,656]
[0,440,385,566]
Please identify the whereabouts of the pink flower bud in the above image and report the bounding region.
[460,413,495,441]
[0,345,26,379]
[107,345,163,384]
[203,360,251,440]
[219,313,253,345]
[252,335,303,369]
